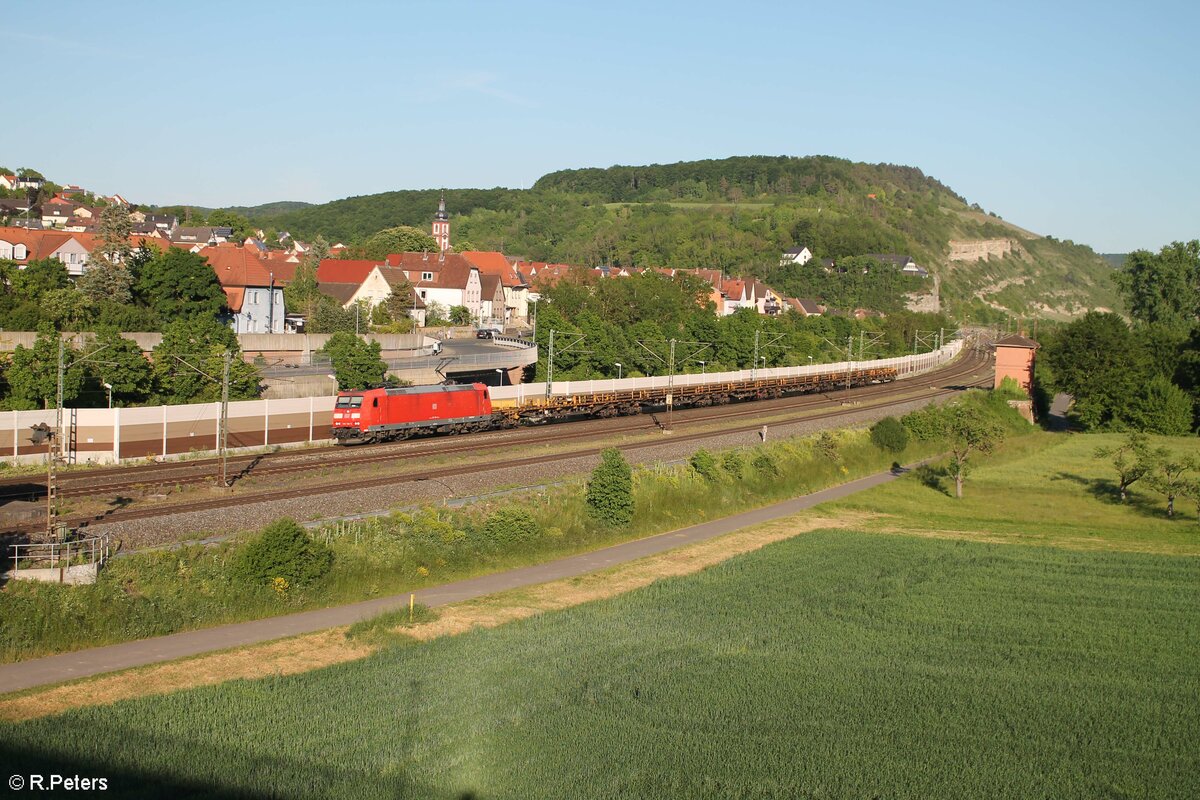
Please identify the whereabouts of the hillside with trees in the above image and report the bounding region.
[240,156,1120,323]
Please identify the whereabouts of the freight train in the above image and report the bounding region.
[331,365,898,444]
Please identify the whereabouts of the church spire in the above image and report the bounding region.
[432,191,450,251]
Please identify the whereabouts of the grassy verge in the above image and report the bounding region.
[2,530,1194,798]
[0,420,958,663]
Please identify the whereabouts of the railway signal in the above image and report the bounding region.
[29,423,60,540]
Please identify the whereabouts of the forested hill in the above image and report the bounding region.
[532,155,963,204]
[243,155,1120,322]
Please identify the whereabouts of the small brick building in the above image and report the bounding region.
[994,334,1039,394]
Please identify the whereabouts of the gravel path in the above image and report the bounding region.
[95,393,955,549]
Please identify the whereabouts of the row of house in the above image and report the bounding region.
[781,245,930,278]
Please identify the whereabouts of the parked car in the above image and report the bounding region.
[476,328,501,340]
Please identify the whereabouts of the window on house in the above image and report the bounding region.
[422,272,433,281]
[420,290,427,299]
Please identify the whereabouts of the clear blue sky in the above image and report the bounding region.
[3,0,1196,253]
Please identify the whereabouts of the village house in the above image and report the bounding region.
[784,298,824,317]
[460,250,530,323]
[865,253,929,277]
[201,244,286,334]
[0,226,94,275]
[339,264,428,327]
[779,245,813,267]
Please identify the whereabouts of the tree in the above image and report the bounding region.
[84,328,153,407]
[1040,312,1145,430]
[137,248,228,321]
[942,404,1006,498]
[283,236,326,317]
[449,305,473,326]
[321,332,387,390]
[586,448,634,526]
[91,205,133,268]
[1126,375,1195,435]
[689,448,720,481]
[40,287,92,331]
[11,258,69,302]
[354,226,438,260]
[1093,432,1165,503]
[1113,240,1200,334]
[6,326,85,409]
[424,301,450,326]
[870,416,909,454]
[152,317,259,403]
[1147,456,1198,518]
[76,261,133,306]
[307,296,358,334]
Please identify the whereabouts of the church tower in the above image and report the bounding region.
[432,192,450,252]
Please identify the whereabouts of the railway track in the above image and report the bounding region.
[1,353,987,503]
[3,353,991,535]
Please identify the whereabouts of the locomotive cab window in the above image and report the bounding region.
[373,398,379,407]
[336,396,363,409]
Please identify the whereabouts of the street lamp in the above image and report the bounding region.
[697,360,705,375]
[808,355,814,368]
[495,368,505,386]
[614,362,622,380]
[102,382,113,409]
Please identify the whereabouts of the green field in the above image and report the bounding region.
[829,432,1200,554]
[3,431,1197,799]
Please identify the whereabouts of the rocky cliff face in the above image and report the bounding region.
[948,239,1019,262]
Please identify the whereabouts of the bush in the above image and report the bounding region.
[814,431,840,462]
[234,518,334,589]
[689,449,721,482]
[870,417,909,454]
[482,506,543,550]
[586,449,634,526]
[901,405,946,441]
[751,450,779,477]
[721,450,745,480]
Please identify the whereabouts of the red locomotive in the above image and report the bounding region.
[332,384,494,444]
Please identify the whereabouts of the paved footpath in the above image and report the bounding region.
[0,465,909,694]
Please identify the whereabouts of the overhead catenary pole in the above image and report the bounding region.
[666,338,676,432]
[219,350,231,488]
[545,329,555,400]
[752,329,760,381]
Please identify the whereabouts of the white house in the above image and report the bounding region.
[779,246,813,267]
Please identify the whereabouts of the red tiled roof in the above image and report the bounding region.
[201,243,279,288]
[224,287,245,313]
[317,258,383,285]
[721,279,745,299]
[0,226,84,263]
[461,250,525,287]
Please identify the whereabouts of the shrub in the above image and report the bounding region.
[870,417,909,454]
[814,431,840,462]
[721,450,745,480]
[689,449,721,482]
[482,506,543,550]
[901,405,946,441]
[234,518,334,588]
[586,448,634,526]
[751,450,779,477]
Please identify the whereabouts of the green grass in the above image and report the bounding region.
[827,431,1200,554]
[3,531,1196,799]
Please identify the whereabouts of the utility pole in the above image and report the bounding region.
[751,329,760,381]
[55,338,65,467]
[219,350,231,488]
[846,334,854,396]
[545,329,555,399]
[666,338,676,432]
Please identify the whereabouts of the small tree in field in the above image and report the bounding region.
[689,449,720,482]
[870,416,909,454]
[943,404,1006,499]
[1093,432,1166,503]
[1147,456,1198,518]
[586,448,634,526]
